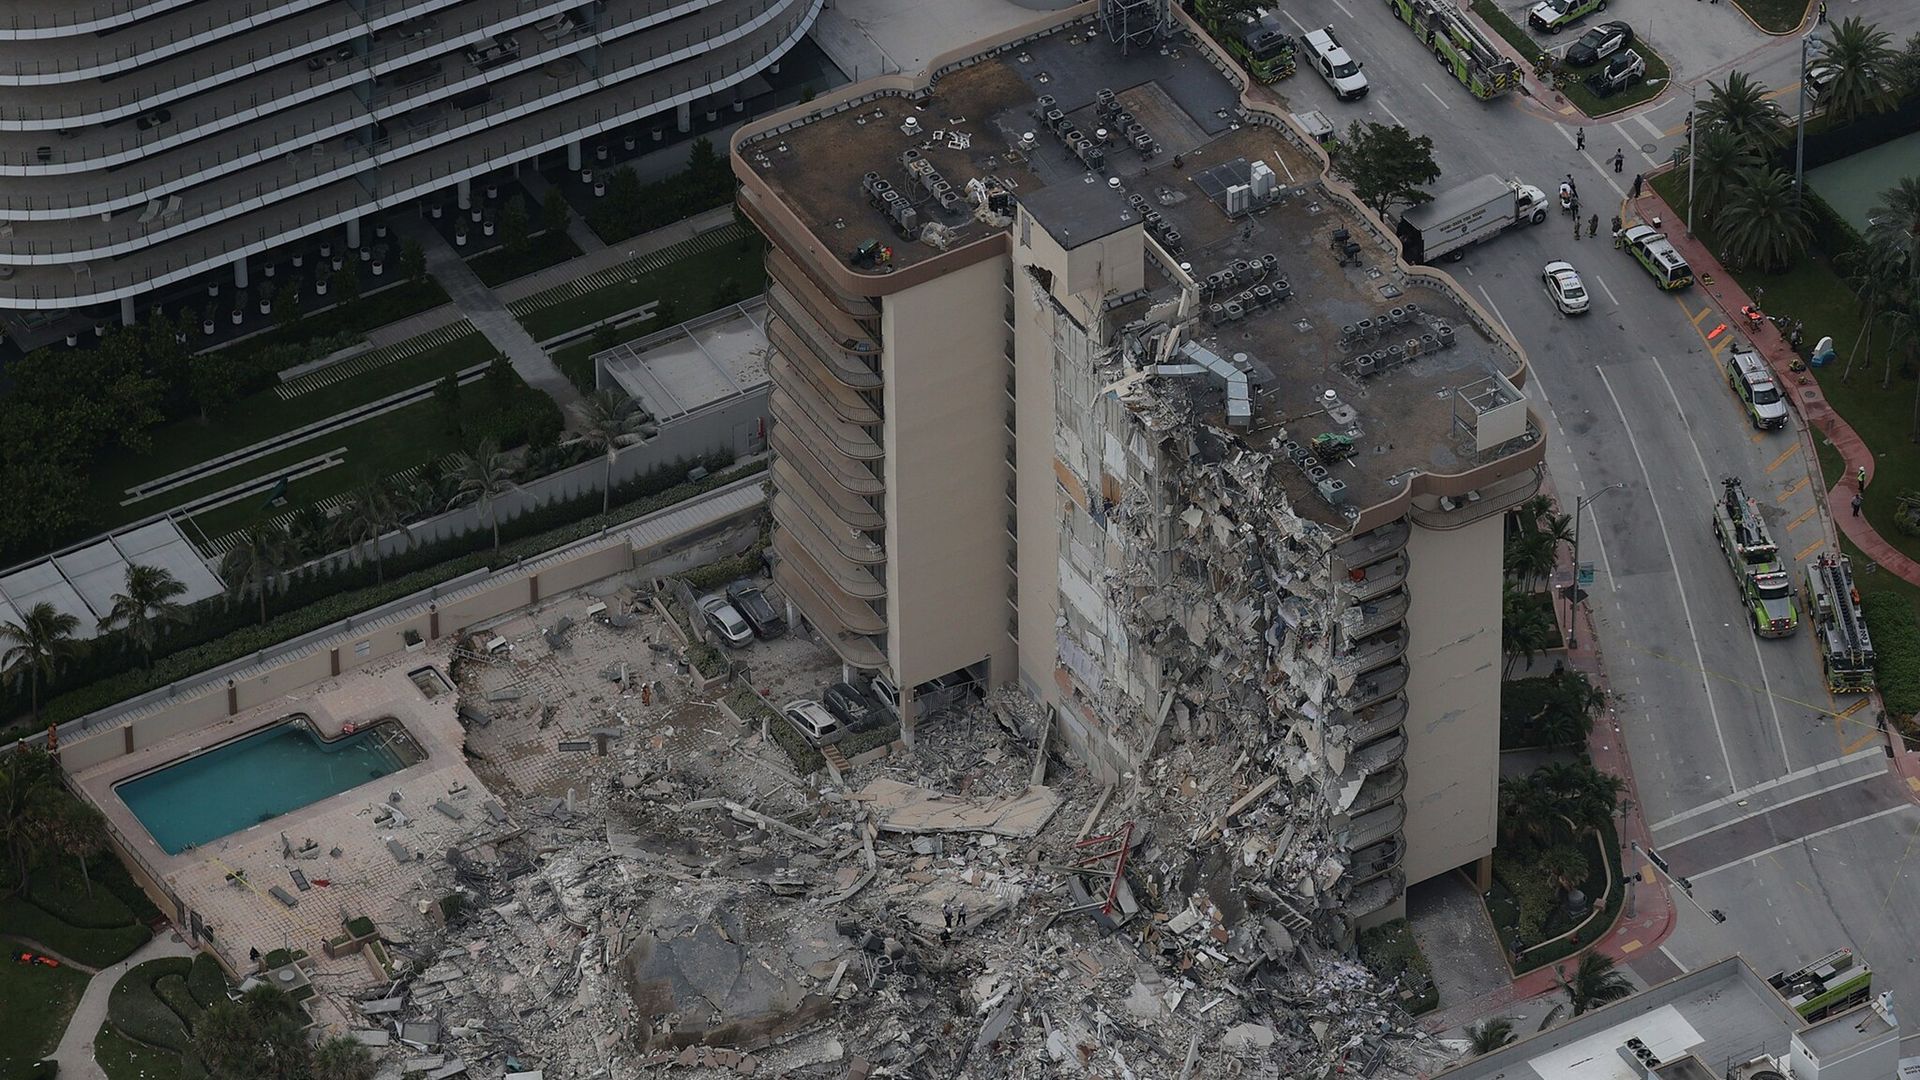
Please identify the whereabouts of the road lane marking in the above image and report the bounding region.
[1650,750,1884,831]
[1843,729,1883,754]
[1329,0,1355,17]
[1837,698,1870,720]
[1660,772,1888,848]
[1421,81,1452,109]
[1692,805,1912,880]
[1765,444,1800,473]
[1593,273,1620,307]
[1776,477,1808,501]
[1477,285,1516,340]
[1796,538,1824,561]
[1598,362,1739,791]
[1632,113,1664,140]
[1378,99,1407,127]
[1649,353,1795,772]
[1690,305,1712,326]
[1787,506,1818,531]
[1660,945,1691,974]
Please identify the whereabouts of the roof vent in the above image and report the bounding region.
[901,116,921,136]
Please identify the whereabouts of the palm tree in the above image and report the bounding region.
[1534,759,1624,834]
[310,1035,377,1080]
[1504,532,1557,590]
[1467,1018,1516,1056]
[450,439,518,554]
[1497,774,1553,851]
[1867,176,1920,275]
[570,389,649,514]
[333,484,407,582]
[1819,18,1899,124]
[0,748,65,891]
[1535,842,1591,896]
[97,563,188,667]
[1502,587,1558,677]
[53,798,107,898]
[1838,242,1903,382]
[1681,126,1761,226]
[1718,167,1813,272]
[285,504,331,559]
[0,601,84,723]
[220,522,292,624]
[1560,951,1634,1015]
[1698,71,1787,151]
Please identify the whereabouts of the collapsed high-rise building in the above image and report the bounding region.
[735,1,1545,929]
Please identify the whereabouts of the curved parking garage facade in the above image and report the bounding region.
[0,0,821,319]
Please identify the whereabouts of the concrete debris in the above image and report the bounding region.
[852,777,1062,837]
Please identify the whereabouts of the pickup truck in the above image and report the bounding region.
[1396,174,1548,264]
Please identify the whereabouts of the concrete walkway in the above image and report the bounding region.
[495,205,736,305]
[49,932,199,1080]
[518,167,608,255]
[1639,186,1920,588]
[401,215,583,416]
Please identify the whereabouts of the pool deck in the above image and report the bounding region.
[71,655,506,983]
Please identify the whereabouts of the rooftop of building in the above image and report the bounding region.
[595,297,772,423]
[739,17,1537,529]
[1435,955,1873,1080]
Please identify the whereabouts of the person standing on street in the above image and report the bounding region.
[1858,465,1868,491]
[1852,493,1864,517]
[1588,213,1599,238]
[1818,1,1828,23]
[1576,127,1586,150]
[1612,149,1625,173]
[1631,173,1644,199]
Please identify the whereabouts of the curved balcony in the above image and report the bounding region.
[1343,800,1405,850]
[772,555,888,670]
[772,508,888,611]
[1346,871,1405,919]
[1408,465,1544,531]
[769,389,882,463]
[0,0,819,303]
[1346,763,1407,817]
[767,281,879,356]
[1349,837,1403,883]
[774,546,887,634]
[1346,733,1407,777]
[1341,553,1408,604]
[772,349,879,428]
[771,456,883,531]
[767,298,883,390]
[1345,660,1407,711]
[767,245,880,325]
[1345,590,1407,641]
[1335,517,1410,569]
[1340,627,1407,680]
[1339,695,1407,747]
[771,489,887,568]
[768,424,883,499]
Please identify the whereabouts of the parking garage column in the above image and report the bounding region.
[232,256,248,290]
[567,140,583,172]
[346,216,362,250]
[457,177,472,211]
[677,102,692,134]
[120,296,136,327]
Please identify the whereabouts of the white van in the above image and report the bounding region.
[1302,26,1369,101]
[1726,349,1788,430]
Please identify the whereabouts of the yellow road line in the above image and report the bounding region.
[1837,698,1870,720]
[1690,305,1713,326]
[1909,777,1920,794]
[1776,477,1808,502]
[1796,538,1824,561]
[1787,506,1818,531]
[1618,639,1880,738]
[1621,939,1643,954]
[1843,729,1883,754]
[1765,445,1800,473]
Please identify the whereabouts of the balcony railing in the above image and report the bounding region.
[770,456,883,532]
[1344,799,1405,849]
[1346,764,1407,817]
[1341,553,1408,604]
[766,294,882,389]
[1345,660,1408,711]
[771,555,888,669]
[769,490,887,568]
[768,423,883,498]
[768,389,882,463]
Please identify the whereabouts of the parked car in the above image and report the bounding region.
[822,682,885,730]
[1301,26,1369,101]
[868,674,901,724]
[1528,0,1606,34]
[1584,49,1645,98]
[725,581,787,639]
[781,699,843,745]
[1542,261,1590,315]
[696,594,753,648]
[1566,21,1632,67]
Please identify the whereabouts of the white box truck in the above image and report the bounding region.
[1395,174,1548,264]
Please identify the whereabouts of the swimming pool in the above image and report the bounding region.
[117,718,422,855]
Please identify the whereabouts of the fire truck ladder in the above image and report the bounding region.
[1814,553,1874,683]
[1394,0,1518,98]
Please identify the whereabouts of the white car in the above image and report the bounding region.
[1302,27,1368,101]
[1542,261,1590,315]
[697,594,754,648]
[781,699,843,745]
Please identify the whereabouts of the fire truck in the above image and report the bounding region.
[1805,552,1875,692]
[1711,477,1797,637]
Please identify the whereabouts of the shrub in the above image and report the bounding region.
[27,862,138,930]
[681,539,769,591]
[345,916,376,938]
[1865,589,1920,723]
[153,974,204,1032]
[186,955,228,1009]
[836,722,900,759]
[106,959,193,1052]
[768,713,826,776]
[0,896,150,967]
[1358,918,1437,1015]
[584,139,735,243]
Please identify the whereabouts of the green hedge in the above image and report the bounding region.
[1505,817,1625,974]
[681,539,769,591]
[1865,589,1920,724]
[0,897,151,968]
[186,955,227,1010]
[837,721,901,759]
[466,232,584,288]
[25,458,766,729]
[152,975,203,1033]
[24,862,140,930]
[106,959,193,1052]
[217,279,450,367]
[731,686,825,774]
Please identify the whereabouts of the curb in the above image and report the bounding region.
[1726,0,1811,38]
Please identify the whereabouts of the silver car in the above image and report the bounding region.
[1543,261,1590,316]
[697,594,754,648]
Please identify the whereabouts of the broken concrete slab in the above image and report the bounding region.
[852,778,1063,838]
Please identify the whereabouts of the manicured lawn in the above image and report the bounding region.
[1471,0,1672,116]
[1730,0,1809,33]
[214,279,450,366]
[99,330,496,529]
[515,230,766,343]
[95,1023,185,1080]
[0,895,150,968]
[466,232,584,288]
[0,957,90,1076]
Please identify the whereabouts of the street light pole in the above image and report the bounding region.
[1685,82,1698,237]
[1796,31,1819,201]
[1567,483,1627,650]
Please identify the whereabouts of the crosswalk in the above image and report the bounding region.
[508,221,752,317]
[275,320,477,400]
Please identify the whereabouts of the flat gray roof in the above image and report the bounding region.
[1438,957,1804,1080]
[596,299,770,424]
[0,518,224,640]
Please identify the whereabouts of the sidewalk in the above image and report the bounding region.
[1637,186,1920,588]
[49,931,199,1080]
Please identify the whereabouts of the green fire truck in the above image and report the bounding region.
[1805,552,1875,692]
[1193,0,1297,83]
[1768,949,1873,1022]
[1711,477,1797,637]
[1385,0,1519,99]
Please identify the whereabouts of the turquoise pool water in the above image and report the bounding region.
[118,720,418,855]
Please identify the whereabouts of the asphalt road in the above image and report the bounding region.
[1265,0,1920,1019]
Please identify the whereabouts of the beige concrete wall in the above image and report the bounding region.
[1399,513,1504,885]
[881,255,1015,691]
